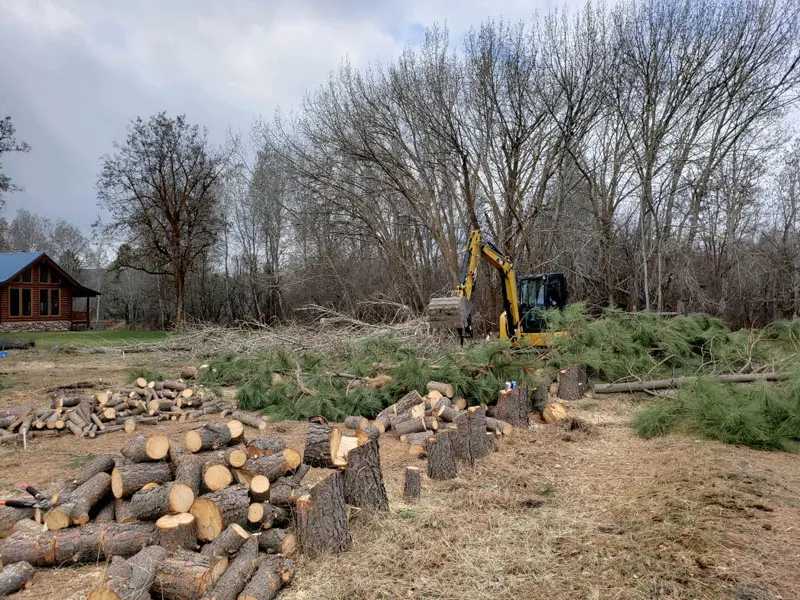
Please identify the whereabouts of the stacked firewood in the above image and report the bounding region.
[0,379,242,447]
[0,415,387,598]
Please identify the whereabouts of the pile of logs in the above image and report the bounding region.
[0,413,390,598]
[0,378,247,447]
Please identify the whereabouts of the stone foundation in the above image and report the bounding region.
[0,320,71,333]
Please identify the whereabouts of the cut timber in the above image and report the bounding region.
[120,434,170,462]
[242,450,302,482]
[180,366,198,379]
[200,523,249,559]
[227,420,245,443]
[186,423,232,453]
[268,478,298,507]
[486,417,513,436]
[190,487,250,542]
[204,464,234,492]
[294,471,350,558]
[152,550,228,600]
[302,421,332,468]
[58,471,112,527]
[425,431,457,480]
[93,500,116,523]
[248,476,271,503]
[408,444,426,458]
[156,512,197,551]
[205,536,258,600]
[593,372,787,394]
[343,416,369,430]
[492,386,530,428]
[435,405,462,423]
[114,499,137,524]
[246,437,286,459]
[329,428,368,468]
[226,447,248,468]
[111,462,172,498]
[238,555,293,600]
[246,502,283,529]
[135,377,148,388]
[130,482,195,520]
[0,561,35,597]
[557,365,588,401]
[374,390,424,431]
[426,381,454,398]
[452,397,468,410]
[0,522,157,567]
[87,545,166,600]
[74,454,118,486]
[174,454,205,496]
[403,466,422,501]
[343,439,388,511]
[394,417,434,436]
[542,402,568,424]
[232,411,267,431]
[163,381,187,392]
[258,529,296,556]
[362,425,380,440]
[124,419,136,434]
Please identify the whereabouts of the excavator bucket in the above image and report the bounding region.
[426,296,472,330]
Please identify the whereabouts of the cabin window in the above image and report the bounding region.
[10,288,20,316]
[51,289,60,316]
[21,268,32,283]
[39,289,60,317]
[8,288,31,317]
[21,289,31,316]
[40,266,49,283]
[40,289,48,315]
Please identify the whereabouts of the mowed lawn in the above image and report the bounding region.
[0,330,169,348]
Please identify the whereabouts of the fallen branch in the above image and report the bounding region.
[593,372,786,394]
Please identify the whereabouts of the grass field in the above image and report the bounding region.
[0,330,169,348]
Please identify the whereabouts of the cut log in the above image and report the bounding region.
[361,425,380,440]
[426,381,454,398]
[238,555,293,600]
[88,545,166,600]
[152,550,228,600]
[181,366,198,379]
[486,417,513,436]
[114,499,137,524]
[452,397,468,410]
[225,447,248,468]
[204,464,234,492]
[343,439,388,511]
[0,560,35,597]
[542,402,568,424]
[186,423,232,453]
[93,500,116,523]
[74,454,118,486]
[163,380,187,392]
[245,437,286,459]
[227,420,245,444]
[434,405,461,423]
[302,421,332,468]
[205,536,259,600]
[248,476,271,503]
[174,454,205,496]
[394,416,437,436]
[200,523,249,559]
[120,434,170,462]
[111,463,173,498]
[247,502,278,530]
[267,478,297,508]
[156,512,198,552]
[257,529,296,556]
[65,471,113,526]
[343,416,369,430]
[0,504,34,540]
[231,411,267,431]
[426,430,457,480]
[0,522,157,567]
[329,428,368,468]
[593,372,788,394]
[374,390,424,431]
[408,444,426,458]
[190,487,250,542]
[403,466,422,501]
[557,365,588,400]
[242,450,302,483]
[0,339,34,350]
[294,471,349,558]
[130,482,195,520]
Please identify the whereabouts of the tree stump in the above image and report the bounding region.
[201,523,250,558]
[532,377,550,413]
[190,487,250,542]
[425,431,457,480]
[343,439,388,511]
[203,536,258,600]
[0,561,35,597]
[130,482,194,520]
[258,528,297,556]
[294,471,350,558]
[467,406,491,459]
[152,550,228,600]
[111,463,172,498]
[88,545,166,600]
[156,512,197,551]
[302,421,333,468]
[403,466,422,501]
[557,365,588,401]
[491,386,530,428]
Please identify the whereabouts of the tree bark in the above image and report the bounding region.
[237,555,294,600]
[301,421,332,468]
[185,423,233,452]
[593,372,785,394]
[202,536,259,600]
[200,523,250,559]
[557,365,588,401]
[257,529,296,556]
[112,463,173,498]
[403,466,422,502]
[467,406,491,460]
[156,512,198,552]
[231,411,267,431]
[343,439,388,511]
[0,505,35,540]
[0,561,35,597]
[152,549,228,600]
[75,454,118,486]
[245,437,286,459]
[87,545,166,600]
[425,431,457,480]
[294,471,350,558]
[190,487,250,542]
[491,387,530,427]
[130,482,195,520]
[174,454,205,496]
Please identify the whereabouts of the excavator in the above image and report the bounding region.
[427,229,568,347]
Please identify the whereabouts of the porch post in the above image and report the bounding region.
[86,296,90,327]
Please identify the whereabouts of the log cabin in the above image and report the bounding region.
[0,252,100,332]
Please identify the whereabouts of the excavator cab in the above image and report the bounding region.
[517,273,568,333]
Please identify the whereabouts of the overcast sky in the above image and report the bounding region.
[0,0,565,232]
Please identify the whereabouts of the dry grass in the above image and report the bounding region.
[1,354,799,600]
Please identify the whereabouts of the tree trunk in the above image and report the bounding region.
[186,423,232,452]
[257,529,296,556]
[87,545,166,600]
[467,406,491,460]
[246,437,286,459]
[190,487,250,542]
[238,555,294,600]
[0,561,35,597]
[156,512,198,552]
[231,411,267,431]
[425,431,457,480]
[294,471,350,558]
[0,522,157,567]
[491,387,530,427]
[75,454,118,486]
[46,471,112,529]
[129,482,195,520]
[343,439,388,511]
[557,365,588,401]
[200,523,250,559]
[111,463,172,498]
[152,549,228,600]
[593,372,785,394]
[174,454,205,496]
[203,536,259,600]
[403,466,422,502]
[302,421,332,468]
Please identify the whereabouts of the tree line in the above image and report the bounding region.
[4,0,800,331]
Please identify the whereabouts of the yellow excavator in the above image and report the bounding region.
[427,229,568,347]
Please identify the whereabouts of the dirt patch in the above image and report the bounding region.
[1,354,799,599]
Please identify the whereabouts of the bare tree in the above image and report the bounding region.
[0,116,30,206]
